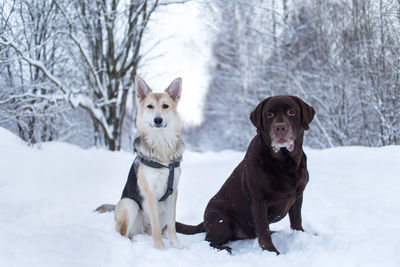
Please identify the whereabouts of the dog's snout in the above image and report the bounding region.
[154,117,163,126]
[274,122,288,136]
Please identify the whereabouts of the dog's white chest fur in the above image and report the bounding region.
[140,164,181,200]
[138,163,181,233]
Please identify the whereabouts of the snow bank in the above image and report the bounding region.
[0,129,399,267]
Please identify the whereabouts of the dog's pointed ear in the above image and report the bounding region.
[165,77,182,102]
[250,98,270,131]
[135,76,151,102]
[291,96,315,130]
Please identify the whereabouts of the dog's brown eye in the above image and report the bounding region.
[147,104,154,109]
[287,108,296,116]
[162,104,169,109]
[266,112,274,118]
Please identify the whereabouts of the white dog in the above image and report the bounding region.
[96,76,184,249]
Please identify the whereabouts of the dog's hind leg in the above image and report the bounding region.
[204,211,234,253]
[115,198,142,239]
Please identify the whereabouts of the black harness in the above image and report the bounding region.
[137,156,180,201]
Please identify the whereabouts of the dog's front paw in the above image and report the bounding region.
[260,242,280,255]
[170,238,183,249]
[153,241,165,250]
[290,224,304,232]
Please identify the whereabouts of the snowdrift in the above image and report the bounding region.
[0,127,399,267]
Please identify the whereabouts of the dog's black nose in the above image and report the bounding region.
[274,122,288,135]
[154,117,163,126]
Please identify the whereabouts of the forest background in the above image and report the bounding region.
[1,0,399,151]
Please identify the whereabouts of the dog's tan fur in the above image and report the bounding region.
[114,76,184,249]
[116,210,128,237]
[137,164,164,248]
[136,92,182,163]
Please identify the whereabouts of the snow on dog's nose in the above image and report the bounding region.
[271,121,295,153]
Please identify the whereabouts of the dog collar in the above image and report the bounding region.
[136,156,180,201]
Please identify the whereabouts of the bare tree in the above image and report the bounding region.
[0,0,70,144]
[189,0,400,150]
[1,0,183,150]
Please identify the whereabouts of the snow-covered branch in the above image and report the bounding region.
[1,35,114,140]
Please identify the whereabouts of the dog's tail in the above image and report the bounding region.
[94,204,116,213]
[175,222,205,235]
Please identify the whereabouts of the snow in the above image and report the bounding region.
[1,127,400,267]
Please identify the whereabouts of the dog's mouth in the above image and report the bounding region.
[271,137,295,153]
[150,123,167,128]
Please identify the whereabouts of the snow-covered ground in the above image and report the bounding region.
[1,127,399,267]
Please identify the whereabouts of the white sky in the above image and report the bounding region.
[140,1,211,126]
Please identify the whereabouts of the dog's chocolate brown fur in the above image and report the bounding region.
[176,96,315,254]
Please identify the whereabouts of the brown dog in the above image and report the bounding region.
[176,96,315,254]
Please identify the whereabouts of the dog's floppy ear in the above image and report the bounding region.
[135,76,152,102]
[290,96,315,130]
[250,97,270,131]
[165,77,182,102]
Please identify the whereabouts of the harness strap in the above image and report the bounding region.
[137,156,180,201]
